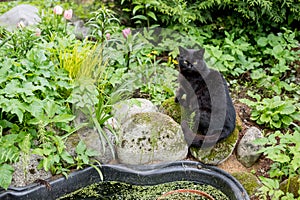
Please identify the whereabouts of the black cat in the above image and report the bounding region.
[175,46,236,147]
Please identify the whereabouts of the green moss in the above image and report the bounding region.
[280,175,300,198]
[159,98,182,123]
[190,114,242,165]
[58,181,229,200]
[231,172,261,196]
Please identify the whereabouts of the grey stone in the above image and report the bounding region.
[237,126,263,167]
[116,112,188,165]
[11,153,52,187]
[0,4,41,31]
[112,98,158,125]
[65,110,117,164]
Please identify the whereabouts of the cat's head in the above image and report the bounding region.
[178,46,206,73]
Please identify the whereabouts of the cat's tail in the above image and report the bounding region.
[181,120,219,148]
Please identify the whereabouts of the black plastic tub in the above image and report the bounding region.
[0,161,250,200]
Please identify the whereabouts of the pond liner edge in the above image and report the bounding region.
[0,160,250,200]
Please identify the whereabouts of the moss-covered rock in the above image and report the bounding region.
[280,175,300,198]
[190,114,242,165]
[116,112,188,165]
[231,172,261,197]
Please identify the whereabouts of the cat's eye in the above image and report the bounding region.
[183,61,188,64]
[193,61,198,65]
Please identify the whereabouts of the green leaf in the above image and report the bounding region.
[85,148,100,157]
[281,116,293,125]
[260,113,271,123]
[131,15,148,21]
[0,164,14,190]
[272,154,290,163]
[147,11,157,21]
[43,157,51,172]
[81,154,89,164]
[27,99,44,118]
[132,5,144,15]
[279,105,296,115]
[257,37,268,47]
[272,45,283,56]
[271,120,282,129]
[76,140,87,155]
[61,151,74,164]
[290,154,300,171]
[52,114,75,123]
[0,147,19,164]
[290,112,300,120]
[44,100,57,118]
[221,54,235,61]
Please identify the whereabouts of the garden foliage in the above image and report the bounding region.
[0,1,299,199]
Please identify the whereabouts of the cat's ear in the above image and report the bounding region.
[178,46,187,55]
[198,48,205,59]
[194,49,205,60]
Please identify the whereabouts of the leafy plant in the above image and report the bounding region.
[67,44,117,158]
[0,133,19,190]
[0,48,73,124]
[86,5,120,42]
[121,0,159,27]
[204,31,260,77]
[0,27,42,59]
[241,93,300,129]
[255,128,300,199]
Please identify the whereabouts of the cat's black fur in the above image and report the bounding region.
[175,46,236,147]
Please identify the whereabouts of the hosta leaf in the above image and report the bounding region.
[271,120,282,129]
[281,116,293,125]
[290,112,300,120]
[0,164,14,190]
[279,105,296,115]
[260,113,271,122]
[272,114,280,121]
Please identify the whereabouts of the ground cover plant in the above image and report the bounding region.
[0,0,299,199]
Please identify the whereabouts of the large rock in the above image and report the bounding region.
[116,112,188,165]
[231,172,262,198]
[0,4,41,31]
[112,98,158,124]
[237,126,263,167]
[190,113,242,165]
